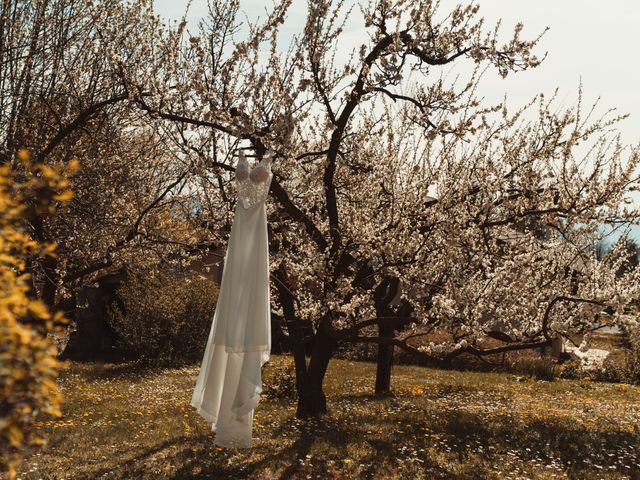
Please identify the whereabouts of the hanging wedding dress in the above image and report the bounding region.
[191,151,273,448]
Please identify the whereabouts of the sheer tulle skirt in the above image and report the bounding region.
[190,346,269,447]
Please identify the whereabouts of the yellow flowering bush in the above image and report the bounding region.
[0,149,76,478]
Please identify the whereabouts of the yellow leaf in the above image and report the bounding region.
[29,300,51,320]
[66,158,81,175]
[46,405,62,417]
[53,190,74,202]
[7,425,24,447]
[39,164,57,179]
[44,242,58,254]
[17,148,30,166]
[0,253,20,266]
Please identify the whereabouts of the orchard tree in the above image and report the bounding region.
[363,93,640,363]
[125,0,640,416]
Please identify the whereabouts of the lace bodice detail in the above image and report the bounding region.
[235,152,273,209]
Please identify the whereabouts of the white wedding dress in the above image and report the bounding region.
[191,152,273,448]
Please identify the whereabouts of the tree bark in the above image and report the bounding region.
[373,277,400,395]
[375,322,395,395]
[41,254,58,308]
[274,265,308,400]
[30,215,58,308]
[274,263,336,418]
[296,323,335,417]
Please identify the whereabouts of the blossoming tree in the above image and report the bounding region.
[119,0,640,417]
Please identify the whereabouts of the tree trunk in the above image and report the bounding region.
[375,323,394,395]
[373,277,400,395]
[30,215,58,308]
[296,368,327,417]
[41,254,58,307]
[274,263,336,418]
[296,325,335,417]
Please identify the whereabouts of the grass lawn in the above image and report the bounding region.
[14,355,640,480]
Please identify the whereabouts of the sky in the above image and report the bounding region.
[154,0,640,143]
[154,0,640,243]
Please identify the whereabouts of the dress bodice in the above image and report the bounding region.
[235,152,273,209]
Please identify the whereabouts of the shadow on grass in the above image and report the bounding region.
[52,399,640,480]
[28,360,640,480]
[169,415,452,480]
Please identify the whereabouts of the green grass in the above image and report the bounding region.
[15,355,640,479]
